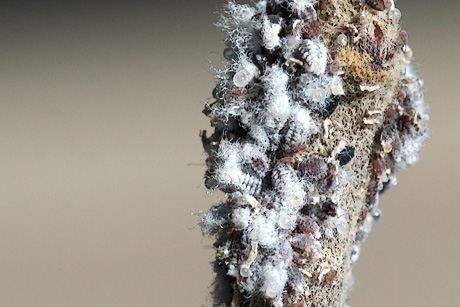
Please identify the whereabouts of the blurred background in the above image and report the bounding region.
[0,0,458,306]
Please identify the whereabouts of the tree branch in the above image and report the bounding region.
[198,1,429,306]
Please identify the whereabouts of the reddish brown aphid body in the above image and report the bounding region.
[326,270,337,283]
[371,154,386,176]
[298,154,328,181]
[295,6,322,39]
[232,88,247,96]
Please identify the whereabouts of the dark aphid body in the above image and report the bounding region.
[271,163,299,192]
[336,146,355,166]
[317,95,340,118]
[298,154,335,192]
[295,5,322,39]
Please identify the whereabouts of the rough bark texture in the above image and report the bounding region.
[198,1,429,306]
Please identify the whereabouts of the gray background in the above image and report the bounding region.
[0,1,459,306]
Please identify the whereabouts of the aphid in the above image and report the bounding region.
[325,269,337,284]
[241,144,270,178]
[356,20,397,65]
[292,251,308,266]
[198,204,232,236]
[290,233,316,249]
[293,3,321,39]
[205,157,215,168]
[287,265,304,292]
[204,170,218,190]
[297,215,320,238]
[319,198,337,221]
[298,154,334,192]
[296,40,328,74]
[294,144,307,152]
[380,122,401,157]
[371,154,386,176]
[384,106,397,124]
[295,4,317,26]
[365,0,385,11]
[383,154,396,175]
[319,174,335,192]
[390,133,401,159]
[361,207,368,220]
[400,30,408,45]
[238,172,262,195]
[383,0,393,8]
[281,156,294,164]
[317,95,340,118]
[298,154,328,181]
[247,156,269,178]
[281,109,314,151]
[272,163,306,208]
[366,177,380,211]
[330,59,341,72]
[336,146,355,166]
[251,12,262,21]
[223,48,238,60]
[271,163,298,191]
[202,104,213,117]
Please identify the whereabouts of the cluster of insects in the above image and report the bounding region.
[198,0,428,306]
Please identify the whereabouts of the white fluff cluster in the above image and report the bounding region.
[200,1,351,304]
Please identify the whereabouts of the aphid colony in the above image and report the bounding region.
[198,1,428,306]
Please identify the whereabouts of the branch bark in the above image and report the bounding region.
[198,1,429,306]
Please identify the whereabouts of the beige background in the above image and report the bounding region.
[0,1,459,306]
